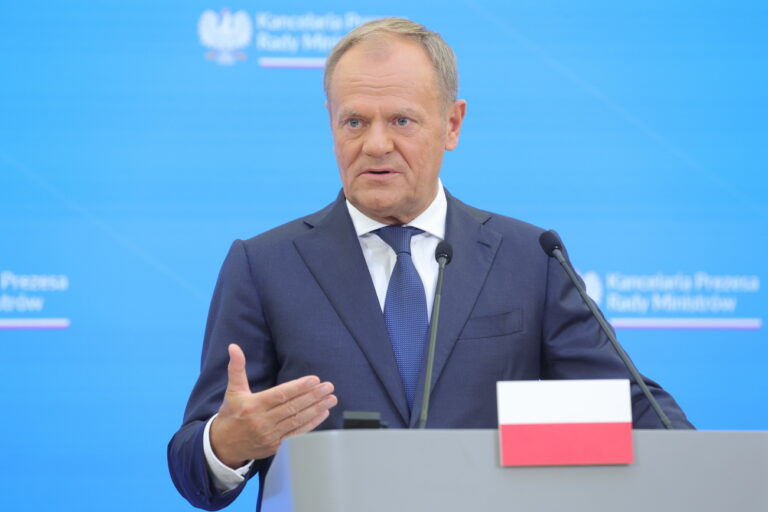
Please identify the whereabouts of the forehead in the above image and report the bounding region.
[328,35,441,113]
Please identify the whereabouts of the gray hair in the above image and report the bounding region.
[323,17,458,108]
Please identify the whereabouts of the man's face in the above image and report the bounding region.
[327,36,466,225]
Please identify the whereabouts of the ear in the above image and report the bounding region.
[444,99,467,151]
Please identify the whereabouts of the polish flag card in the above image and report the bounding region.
[497,379,633,466]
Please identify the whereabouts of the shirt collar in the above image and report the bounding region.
[345,180,447,240]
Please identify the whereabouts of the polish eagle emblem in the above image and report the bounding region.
[198,9,253,65]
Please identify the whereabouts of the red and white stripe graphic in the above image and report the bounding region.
[610,317,762,330]
[258,57,326,69]
[497,379,633,466]
[0,318,71,330]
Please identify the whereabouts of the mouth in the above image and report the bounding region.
[362,168,398,176]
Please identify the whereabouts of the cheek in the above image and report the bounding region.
[397,138,425,167]
[401,138,440,174]
[334,139,355,169]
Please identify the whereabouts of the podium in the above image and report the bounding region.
[282,429,768,512]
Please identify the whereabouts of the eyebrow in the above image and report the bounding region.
[338,108,365,119]
[337,107,424,120]
[391,107,422,119]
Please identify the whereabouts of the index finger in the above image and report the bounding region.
[257,375,323,409]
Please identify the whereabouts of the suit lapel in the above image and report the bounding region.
[409,194,502,427]
[293,194,411,425]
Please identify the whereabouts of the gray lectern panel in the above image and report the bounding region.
[285,430,767,512]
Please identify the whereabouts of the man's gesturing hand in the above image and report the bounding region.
[210,343,338,469]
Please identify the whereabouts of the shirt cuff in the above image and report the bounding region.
[203,414,254,493]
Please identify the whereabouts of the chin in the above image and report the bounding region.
[355,191,398,210]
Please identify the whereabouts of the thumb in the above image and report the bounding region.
[226,343,251,394]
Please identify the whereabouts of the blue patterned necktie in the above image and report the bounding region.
[376,226,429,410]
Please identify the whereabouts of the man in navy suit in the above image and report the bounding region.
[168,17,692,511]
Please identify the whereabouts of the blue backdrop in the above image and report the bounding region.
[1,1,766,510]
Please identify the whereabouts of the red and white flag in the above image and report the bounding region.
[497,379,633,466]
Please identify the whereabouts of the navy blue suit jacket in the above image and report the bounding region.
[168,191,693,510]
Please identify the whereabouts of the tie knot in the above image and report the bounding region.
[375,226,424,254]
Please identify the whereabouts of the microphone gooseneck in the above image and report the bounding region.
[538,230,674,430]
[418,241,453,429]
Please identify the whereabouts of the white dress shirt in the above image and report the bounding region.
[203,183,448,492]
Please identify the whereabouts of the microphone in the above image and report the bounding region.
[418,241,453,429]
[538,230,674,430]
[538,230,563,257]
[435,241,453,265]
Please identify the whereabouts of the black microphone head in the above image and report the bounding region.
[435,241,453,265]
[538,230,563,257]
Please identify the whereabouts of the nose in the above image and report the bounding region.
[362,122,393,157]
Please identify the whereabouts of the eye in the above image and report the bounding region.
[346,118,362,129]
[395,117,411,127]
